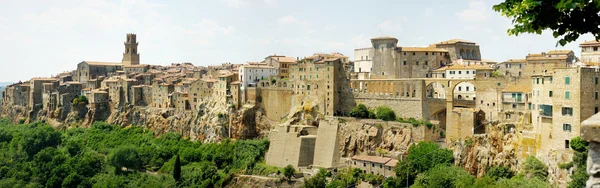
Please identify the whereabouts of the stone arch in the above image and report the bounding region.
[460,49,466,59]
[466,49,472,59]
[471,50,477,59]
[457,95,463,100]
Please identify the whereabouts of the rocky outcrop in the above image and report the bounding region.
[451,123,519,177]
[581,113,600,187]
[339,118,439,159]
[1,98,273,143]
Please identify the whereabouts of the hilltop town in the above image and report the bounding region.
[2,33,600,185]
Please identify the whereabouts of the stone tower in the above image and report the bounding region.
[370,36,398,79]
[122,33,140,66]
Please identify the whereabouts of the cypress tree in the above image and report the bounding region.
[173,155,181,182]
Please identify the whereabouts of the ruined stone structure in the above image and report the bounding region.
[265,118,342,168]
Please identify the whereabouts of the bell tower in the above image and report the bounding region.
[122,33,140,66]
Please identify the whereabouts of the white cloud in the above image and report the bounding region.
[456,1,491,22]
[222,0,249,8]
[264,0,278,7]
[186,19,235,46]
[278,15,297,24]
[351,34,372,48]
[424,8,434,17]
[377,20,402,32]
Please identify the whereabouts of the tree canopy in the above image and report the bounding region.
[493,0,600,45]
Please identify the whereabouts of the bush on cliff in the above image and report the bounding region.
[72,95,89,106]
[349,104,369,118]
[375,106,396,121]
[521,156,549,181]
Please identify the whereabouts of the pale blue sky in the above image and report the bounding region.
[0,0,593,82]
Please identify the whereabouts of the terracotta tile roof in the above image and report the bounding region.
[526,56,568,61]
[401,47,448,52]
[273,56,297,63]
[83,61,122,66]
[31,77,59,81]
[445,64,494,70]
[123,64,149,68]
[371,36,397,40]
[385,159,398,167]
[503,59,526,63]
[580,40,600,46]
[432,66,448,72]
[547,50,573,55]
[435,39,475,45]
[502,84,532,93]
[351,155,392,164]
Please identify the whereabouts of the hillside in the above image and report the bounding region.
[0,119,274,187]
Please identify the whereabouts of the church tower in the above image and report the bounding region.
[122,33,140,66]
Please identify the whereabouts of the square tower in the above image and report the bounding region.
[122,33,140,66]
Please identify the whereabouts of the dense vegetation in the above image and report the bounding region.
[349,104,433,128]
[0,119,270,187]
[302,141,553,188]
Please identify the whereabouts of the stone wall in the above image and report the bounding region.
[260,88,292,121]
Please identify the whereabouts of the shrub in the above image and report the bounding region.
[108,146,143,170]
[283,165,296,180]
[72,95,89,106]
[521,156,549,181]
[487,166,515,180]
[349,104,370,118]
[375,106,396,121]
[558,162,574,169]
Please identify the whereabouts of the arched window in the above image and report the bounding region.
[460,49,466,59]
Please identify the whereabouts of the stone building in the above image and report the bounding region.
[288,56,351,116]
[349,155,397,177]
[266,119,341,169]
[75,61,122,84]
[29,78,59,110]
[262,55,296,79]
[43,82,82,112]
[520,50,576,79]
[433,39,481,61]
[87,90,108,108]
[496,59,526,78]
[122,33,140,66]
[580,40,600,64]
[370,37,451,79]
[188,79,214,109]
[531,67,600,161]
[124,64,149,73]
[2,82,30,107]
[151,82,174,108]
[353,47,374,75]
[238,63,278,89]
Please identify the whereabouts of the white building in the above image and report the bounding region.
[445,64,493,100]
[354,48,374,79]
[238,63,279,89]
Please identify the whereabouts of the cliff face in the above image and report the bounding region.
[338,118,440,159]
[450,123,519,177]
[0,99,273,142]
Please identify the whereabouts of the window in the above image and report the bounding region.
[403,61,407,65]
[458,71,462,74]
[425,52,428,55]
[425,61,428,65]
[565,91,570,99]
[562,107,573,116]
[506,114,511,119]
[466,86,470,91]
[413,52,415,55]
[596,77,599,84]
[565,140,570,149]
[550,77,553,83]
[363,163,366,167]
[549,91,553,97]
[536,78,540,84]
[416,61,419,65]
[565,76,571,85]
[563,124,572,132]
[372,163,375,167]
[512,104,517,109]
[596,91,599,100]
[458,86,462,91]
[595,47,598,51]
[596,107,599,113]
[366,56,368,60]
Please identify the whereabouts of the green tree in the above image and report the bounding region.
[350,104,370,118]
[108,146,142,171]
[521,156,549,181]
[303,168,328,188]
[283,165,296,180]
[493,0,600,45]
[393,141,454,186]
[495,175,551,188]
[411,165,475,188]
[173,155,181,182]
[487,166,515,180]
[375,106,396,121]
